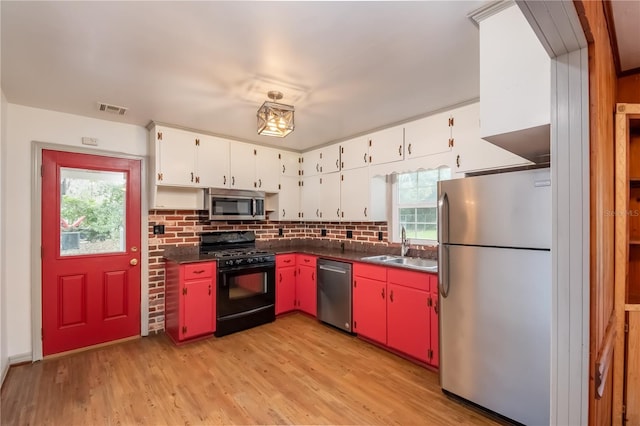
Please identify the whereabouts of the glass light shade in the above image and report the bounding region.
[257,101,295,137]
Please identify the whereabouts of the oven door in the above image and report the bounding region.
[217,263,275,319]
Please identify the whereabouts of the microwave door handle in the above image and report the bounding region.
[252,198,256,217]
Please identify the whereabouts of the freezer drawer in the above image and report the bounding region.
[317,259,353,333]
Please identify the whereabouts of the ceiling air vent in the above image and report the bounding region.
[97,102,128,115]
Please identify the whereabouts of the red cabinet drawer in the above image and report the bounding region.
[297,254,317,267]
[183,262,215,280]
[353,262,387,281]
[276,254,296,267]
[387,268,430,292]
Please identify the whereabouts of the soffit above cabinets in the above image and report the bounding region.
[0,1,483,151]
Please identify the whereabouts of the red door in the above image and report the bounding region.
[42,150,141,355]
[276,266,296,314]
[353,276,387,344]
[387,283,429,362]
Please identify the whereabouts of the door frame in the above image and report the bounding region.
[30,142,149,361]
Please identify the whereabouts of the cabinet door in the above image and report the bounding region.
[321,143,341,174]
[302,148,322,177]
[404,111,452,159]
[368,126,404,166]
[182,277,215,339]
[340,168,370,221]
[280,150,300,177]
[320,172,341,221]
[340,137,369,171]
[229,142,256,190]
[276,266,296,314]
[452,103,530,174]
[353,276,387,345]
[429,281,439,367]
[297,265,317,317]
[274,176,300,221]
[197,135,230,188]
[387,283,429,362]
[155,126,196,186]
[300,176,321,221]
[255,146,281,192]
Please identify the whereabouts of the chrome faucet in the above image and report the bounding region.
[401,226,409,257]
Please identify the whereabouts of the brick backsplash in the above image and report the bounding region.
[147,209,435,333]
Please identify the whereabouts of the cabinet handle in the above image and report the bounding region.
[191,172,194,182]
[337,208,340,217]
[282,209,286,217]
[398,145,402,156]
[316,208,320,217]
[336,159,339,169]
[232,176,235,186]
[223,175,227,185]
[456,155,460,168]
[259,179,262,188]
[316,164,320,172]
[208,285,211,295]
[434,298,439,314]
[408,143,412,155]
[279,273,282,283]
[192,270,205,274]
[390,290,394,302]
[312,272,315,281]
[381,288,385,299]
[282,164,286,174]
[284,259,292,263]
[363,152,367,163]
[364,207,367,217]
[304,259,310,263]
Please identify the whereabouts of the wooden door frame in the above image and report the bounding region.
[30,142,149,361]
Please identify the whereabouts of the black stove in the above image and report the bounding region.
[199,231,276,337]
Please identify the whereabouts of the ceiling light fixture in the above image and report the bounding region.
[257,91,295,138]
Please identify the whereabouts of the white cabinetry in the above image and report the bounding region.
[255,146,280,192]
[229,142,256,190]
[302,148,322,177]
[152,126,197,187]
[340,137,369,170]
[340,168,386,222]
[320,172,341,221]
[300,176,321,220]
[198,135,230,188]
[270,176,300,220]
[322,143,342,174]
[403,111,453,159]
[478,3,550,161]
[280,150,300,178]
[368,126,404,166]
[451,103,531,174]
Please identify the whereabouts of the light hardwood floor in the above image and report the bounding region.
[1,314,502,425]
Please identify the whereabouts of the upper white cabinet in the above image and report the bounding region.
[197,135,230,188]
[300,176,321,220]
[340,136,369,171]
[450,103,531,174]
[269,175,300,221]
[254,146,281,192]
[320,172,341,221]
[280,150,300,177]
[152,126,196,187]
[368,126,404,166]
[301,148,322,177]
[477,3,550,162]
[322,143,342,174]
[340,168,386,222]
[229,142,256,190]
[404,110,453,159]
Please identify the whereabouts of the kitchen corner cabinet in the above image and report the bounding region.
[280,150,301,178]
[368,126,405,166]
[478,3,550,140]
[276,254,297,314]
[353,263,387,345]
[270,176,300,220]
[297,254,317,316]
[165,261,216,343]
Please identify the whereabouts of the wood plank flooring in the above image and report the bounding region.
[1,314,502,425]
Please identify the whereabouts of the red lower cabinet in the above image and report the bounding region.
[276,255,297,314]
[429,278,439,368]
[297,255,317,316]
[387,283,430,363]
[165,261,216,344]
[353,263,387,345]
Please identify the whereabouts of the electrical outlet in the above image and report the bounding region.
[278,228,283,236]
[346,230,353,239]
[321,229,327,237]
[378,231,383,241]
[153,225,165,235]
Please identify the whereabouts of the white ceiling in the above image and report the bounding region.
[1,1,484,151]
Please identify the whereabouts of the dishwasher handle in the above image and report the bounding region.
[318,264,348,274]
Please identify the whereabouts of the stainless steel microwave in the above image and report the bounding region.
[205,189,266,221]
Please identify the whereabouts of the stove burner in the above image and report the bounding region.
[209,249,273,258]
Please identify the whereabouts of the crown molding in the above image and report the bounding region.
[467,0,515,26]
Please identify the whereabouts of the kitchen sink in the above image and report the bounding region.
[361,254,438,272]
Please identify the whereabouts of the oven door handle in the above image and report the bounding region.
[218,263,275,274]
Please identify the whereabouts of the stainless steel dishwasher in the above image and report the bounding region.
[317,259,353,333]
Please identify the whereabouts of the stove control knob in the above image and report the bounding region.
[235,259,242,265]
[226,260,234,266]
[247,258,254,263]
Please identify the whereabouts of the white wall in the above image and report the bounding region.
[1,91,8,382]
[4,104,147,359]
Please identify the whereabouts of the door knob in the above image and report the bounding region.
[130,258,138,266]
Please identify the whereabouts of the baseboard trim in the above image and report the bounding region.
[1,352,33,389]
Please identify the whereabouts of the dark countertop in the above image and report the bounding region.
[163,244,438,274]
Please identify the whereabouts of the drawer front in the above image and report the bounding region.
[353,262,387,281]
[297,254,317,267]
[429,273,438,293]
[183,262,215,280]
[276,254,296,268]
[387,268,430,292]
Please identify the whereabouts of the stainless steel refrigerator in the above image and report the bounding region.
[437,168,551,426]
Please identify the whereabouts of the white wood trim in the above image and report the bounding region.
[549,47,590,426]
[30,142,148,361]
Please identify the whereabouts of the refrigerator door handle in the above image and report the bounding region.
[438,191,450,298]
